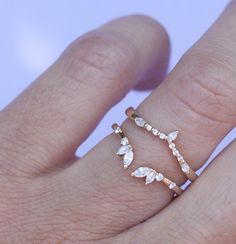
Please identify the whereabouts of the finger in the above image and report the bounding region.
[61,2,236,237]
[0,15,170,176]
[123,139,236,244]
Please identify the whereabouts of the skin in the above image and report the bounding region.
[0,2,236,243]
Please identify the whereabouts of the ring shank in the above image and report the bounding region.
[125,107,198,182]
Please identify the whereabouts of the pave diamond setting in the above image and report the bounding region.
[113,125,134,169]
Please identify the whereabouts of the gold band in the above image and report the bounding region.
[112,123,183,196]
[125,107,198,182]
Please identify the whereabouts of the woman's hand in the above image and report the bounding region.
[0,2,236,243]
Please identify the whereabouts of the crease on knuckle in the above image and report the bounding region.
[169,51,236,136]
[61,31,138,91]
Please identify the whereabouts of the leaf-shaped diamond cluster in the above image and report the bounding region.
[131,167,177,189]
[131,167,164,185]
[117,136,134,168]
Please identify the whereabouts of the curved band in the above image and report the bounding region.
[125,107,198,182]
[112,123,183,196]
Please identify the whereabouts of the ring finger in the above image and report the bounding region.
[61,2,236,238]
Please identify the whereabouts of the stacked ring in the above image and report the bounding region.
[112,123,183,196]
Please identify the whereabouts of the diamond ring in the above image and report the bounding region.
[112,123,183,196]
[112,123,134,168]
[125,107,198,182]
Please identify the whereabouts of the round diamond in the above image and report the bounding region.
[159,133,166,139]
[114,127,122,134]
[156,173,164,182]
[181,162,190,173]
[169,182,176,189]
[177,156,184,163]
[173,149,180,157]
[152,128,159,136]
[145,124,152,131]
[169,143,175,149]
[132,167,152,177]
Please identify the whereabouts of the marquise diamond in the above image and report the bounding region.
[120,137,129,146]
[145,171,156,184]
[134,117,146,127]
[132,167,152,177]
[123,150,134,167]
[167,131,178,143]
[117,145,129,155]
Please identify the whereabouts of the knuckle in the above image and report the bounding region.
[61,30,137,90]
[170,50,236,133]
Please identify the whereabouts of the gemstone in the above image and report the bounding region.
[152,128,159,136]
[159,133,166,139]
[181,162,190,173]
[145,171,156,184]
[134,117,146,127]
[145,124,152,131]
[167,131,178,142]
[169,182,176,189]
[169,143,175,149]
[131,167,152,177]
[120,137,129,146]
[173,149,180,157]
[114,126,122,134]
[177,156,184,163]
[117,145,129,155]
[123,150,134,167]
[156,173,164,182]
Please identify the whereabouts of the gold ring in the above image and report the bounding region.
[112,123,183,196]
[125,107,198,182]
